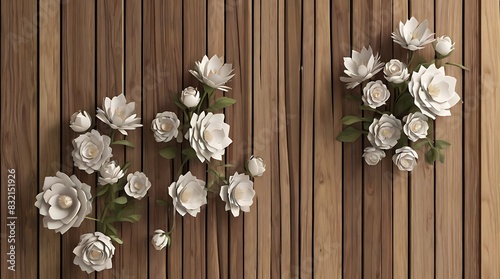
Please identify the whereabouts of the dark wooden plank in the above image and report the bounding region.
[39,0,61,277]
[61,0,96,277]
[0,0,38,278]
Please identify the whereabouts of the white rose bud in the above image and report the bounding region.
[70,111,92,133]
[98,161,125,186]
[180,86,201,108]
[403,112,429,142]
[152,229,170,250]
[392,146,419,171]
[367,114,402,150]
[124,171,151,200]
[433,36,455,57]
[362,80,390,109]
[246,155,266,177]
[383,59,410,84]
[362,147,386,165]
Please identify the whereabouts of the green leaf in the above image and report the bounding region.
[174,95,187,110]
[121,161,132,172]
[107,224,118,235]
[112,140,135,148]
[159,147,178,159]
[438,150,445,164]
[219,164,235,168]
[182,148,197,159]
[125,214,142,222]
[336,126,362,143]
[445,62,470,71]
[412,139,429,150]
[156,199,170,206]
[341,115,363,125]
[395,135,409,150]
[393,91,416,117]
[110,235,123,245]
[344,93,362,101]
[207,97,237,112]
[97,185,110,197]
[425,148,439,164]
[435,140,451,149]
[113,196,128,205]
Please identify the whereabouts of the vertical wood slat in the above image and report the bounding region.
[481,0,500,277]
[61,0,96,278]
[39,0,61,278]
[0,0,38,278]
[314,0,342,279]
[435,0,463,278]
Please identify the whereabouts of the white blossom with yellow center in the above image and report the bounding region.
[96,93,142,135]
[220,172,255,217]
[151,111,180,143]
[368,114,402,150]
[393,146,419,171]
[362,80,391,109]
[168,171,207,217]
[403,112,429,142]
[124,171,151,200]
[72,129,112,174]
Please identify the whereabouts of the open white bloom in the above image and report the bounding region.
[96,93,142,135]
[220,172,255,217]
[392,17,435,51]
[180,86,201,108]
[168,171,207,217]
[362,80,390,108]
[384,59,410,84]
[151,111,180,143]
[433,35,455,57]
[73,232,115,273]
[72,129,112,174]
[151,229,170,250]
[35,172,92,234]
[368,114,402,150]
[403,112,429,142]
[70,111,92,133]
[98,161,124,186]
[392,146,418,171]
[247,155,266,177]
[408,64,460,119]
[124,171,151,200]
[340,46,385,89]
[189,55,235,91]
[362,147,386,165]
[185,112,232,163]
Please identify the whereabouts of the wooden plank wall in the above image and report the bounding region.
[0,0,498,278]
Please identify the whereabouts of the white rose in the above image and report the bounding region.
[220,172,255,217]
[96,93,142,135]
[340,46,385,89]
[98,161,124,186]
[70,111,92,133]
[73,232,115,273]
[403,112,429,142]
[189,55,235,91]
[72,129,113,174]
[367,114,402,150]
[433,36,455,57]
[362,80,390,108]
[362,147,386,165]
[246,155,266,177]
[35,172,92,234]
[151,229,170,250]
[124,171,151,200]
[168,171,207,217]
[383,59,410,84]
[408,64,461,119]
[185,112,232,163]
[180,86,201,108]
[392,17,435,51]
[151,111,180,143]
[392,146,418,171]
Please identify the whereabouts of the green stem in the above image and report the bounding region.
[85,216,100,222]
[167,207,176,235]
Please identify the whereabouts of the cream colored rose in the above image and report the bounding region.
[384,59,410,84]
[220,172,255,217]
[392,146,418,171]
[362,80,390,109]
[403,112,429,142]
[98,161,124,186]
[124,171,151,200]
[73,232,115,273]
[72,129,112,174]
[151,111,180,143]
[367,114,402,150]
[362,147,386,165]
[168,171,207,217]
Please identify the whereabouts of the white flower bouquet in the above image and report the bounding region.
[337,17,466,171]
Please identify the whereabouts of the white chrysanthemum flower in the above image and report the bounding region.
[220,172,255,217]
[367,114,403,150]
[340,46,385,89]
[73,232,115,273]
[70,111,92,133]
[35,172,92,234]
[72,129,112,174]
[384,59,410,84]
[408,64,461,119]
[392,146,419,171]
[124,171,151,200]
[151,111,180,143]
[168,171,207,217]
[362,147,386,166]
[362,80,390,109]
[403,112,429,142]
[96,93,142,135]
[98,161,124,186]
[392,17,435,51]
[189,55,235,91]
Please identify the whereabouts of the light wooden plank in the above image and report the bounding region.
[435,0,463,278]
[464,0,481,277]
[121,0,148,278]
[39,0,61,277]
[481,0,500,277]
[0,0,38,278]
[409,1,435,277]
[61,0,96,277]
[314,0,342,278]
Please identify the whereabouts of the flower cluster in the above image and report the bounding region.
[36,94,148,273]
[338,17,464,171]
[150,55,265,250]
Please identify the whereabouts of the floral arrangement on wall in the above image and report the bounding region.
[35,55,265,273]
[337,17,466,171]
